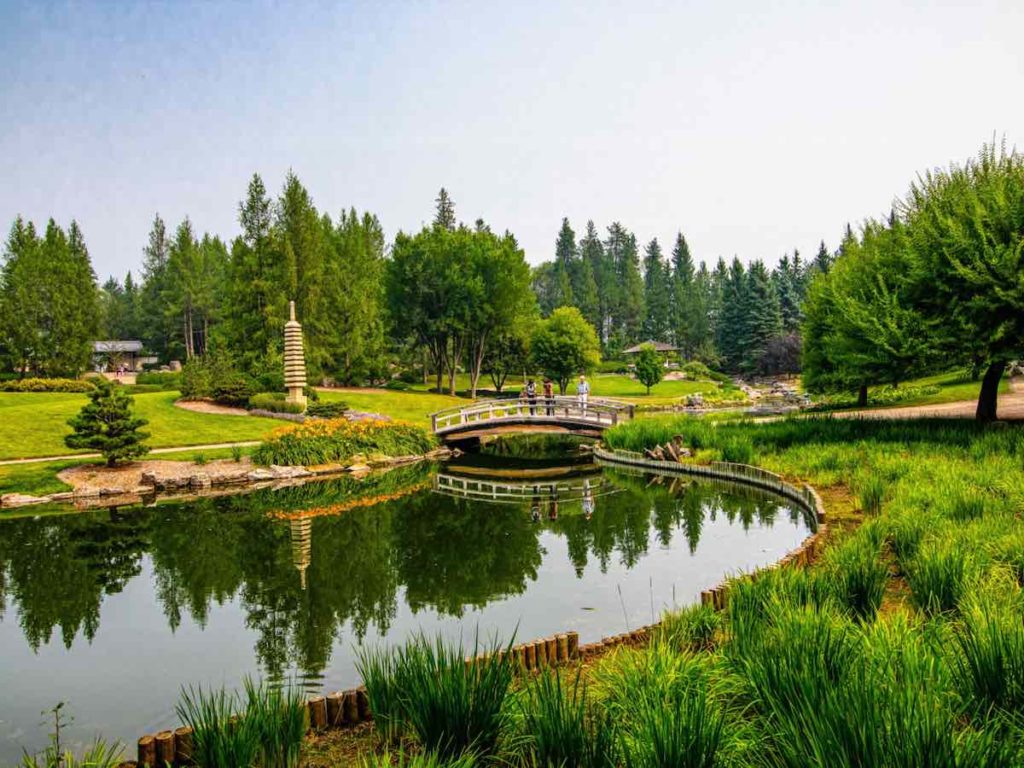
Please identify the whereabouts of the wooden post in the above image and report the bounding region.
[173,727,193,765]
[343,689,360,724]
[308,695,327,730]
[154,732,175,768]
[567,631,579,658]
[327,692,345,727]
[536,639,548,668]
[357,687,371,721]
[556,633,569,661]
[525,642,536,670]
[137,735,156,768]
[546,637,557,664]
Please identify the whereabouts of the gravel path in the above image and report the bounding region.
[835,377,1024,421]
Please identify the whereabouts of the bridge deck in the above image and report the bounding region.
[430,396,634,442]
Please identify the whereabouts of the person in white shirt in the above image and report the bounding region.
[577,374,590,412]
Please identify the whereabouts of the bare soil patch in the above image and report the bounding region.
[174,399,250,416]
[58,457,252,493]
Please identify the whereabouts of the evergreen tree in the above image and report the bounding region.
[578,221,608,338]
[634,343,664,394]
[65,378,149,466]
[552,218,576,308]
[641,238,671,341]
[813,239,833,275]
[139,214,174,361]
[745,260,783,372]
[434,188,456,231]
[605,223,644,345]
[0,217,42,376]
[773,253,804,334]
[716,258,749,372]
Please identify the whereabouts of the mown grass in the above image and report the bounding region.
[0,391,278,460]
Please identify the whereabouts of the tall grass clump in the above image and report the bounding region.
[176,684,261,768]
[624,679,727,768]
[359,752,478,768]
[391,634,516,760]
[856,473,886,516]
[953,604,1024,719]
[658,603,721,652]
[826,535,888,622]
[20,738,124,768]
[356,644,405,744]
[907,545,971,616]
[253,418,435,466]
[241,679,306,768]
[719,436,754,464]
[517,668,618,768]
[886,512,930,571]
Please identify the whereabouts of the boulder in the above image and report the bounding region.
[189,473,212,489]
[269,465,311,479]
[247,468,276,482]
[1,493,51,507]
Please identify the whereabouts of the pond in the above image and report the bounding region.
[0,442,813,760]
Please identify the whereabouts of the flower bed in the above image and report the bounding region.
[252,418,436,466]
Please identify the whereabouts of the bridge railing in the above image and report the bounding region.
[433,473,622,504]
[430,396,634,434]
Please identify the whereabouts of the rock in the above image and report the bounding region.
[208,471,248,485]
[1,493,51,507]
[130,486,153,495]
[74,488,101,498]
[140,471,159,487]
[651,446,666,461]
[269,465,311,479]
[425,447,453,460]
[49,492,75,502]
[247,469,275,482]
[98,487,124,496]
[189,473,211,489]
[346,463,372,473]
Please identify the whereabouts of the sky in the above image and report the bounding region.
[2,0,1023,280]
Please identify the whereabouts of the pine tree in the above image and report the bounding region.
[745,260,783,372]
[553,218,576,308]
[434,188,456,231]
[641,238,671,341]
[670,232,699,355]
[606,223,644,345]
[813,239,832,275]
[716,258,749,372]
[65,378,149,466]
[578,221,608,339]
[0,217,42,376]
[140,214,175,362]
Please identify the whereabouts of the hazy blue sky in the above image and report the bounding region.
[2,0,1022,279]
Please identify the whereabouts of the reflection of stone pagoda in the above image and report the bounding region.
[289,516,313,590]
[284,300,307,410]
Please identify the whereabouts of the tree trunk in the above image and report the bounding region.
[976,360,1006,422]
[857,383,868,407]
[468,332,488,400]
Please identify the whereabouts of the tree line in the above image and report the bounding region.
[801,141,1024,421]
[531,218,833,374]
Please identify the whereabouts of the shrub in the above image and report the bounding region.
[681,361,712,380]
[0,377,96,393]
[249,393,305,414]
[907,545,970,616]
[597,360,630,374]
[135,371,181,390]
[306,401,349,419]
[253,418,435,466]
[384,379,412,391]
[212,372,257,407]
[518,668,618,768]
[64,378,149,466]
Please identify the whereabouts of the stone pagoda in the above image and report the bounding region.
[284,300,307,409]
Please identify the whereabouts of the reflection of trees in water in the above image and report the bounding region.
[0,464,800,681]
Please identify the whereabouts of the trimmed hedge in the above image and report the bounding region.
[249,393,305,414]
[0,377,96,393]
[136,371,182,390]
[306,401,349,419]
[253,418,435,466]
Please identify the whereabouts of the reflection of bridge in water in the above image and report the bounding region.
[430,396,635,444]
[432,472,623,506]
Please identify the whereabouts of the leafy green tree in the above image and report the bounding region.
[530,306,601,393]
[901,141,1024,420]
[483,327,530,392]
[634,343,664,394]
[641,238,672,342]
[65,378,150,466]
[531,262,559,317]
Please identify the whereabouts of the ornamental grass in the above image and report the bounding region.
[252,418,435,466]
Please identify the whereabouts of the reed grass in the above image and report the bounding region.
[241,679,307,768]
[657,603,721,652]
[825,535,888,622]
[517,668,619,768]
[356,643,405,744]
[176,684,261,768]
[953,603,1024,719]
[907,545,971,616]
[359,751,478,767]
[856,473,886,516]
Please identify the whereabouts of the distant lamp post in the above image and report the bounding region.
[284,300,308,410]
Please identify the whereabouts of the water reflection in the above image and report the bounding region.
[0,457,811,758]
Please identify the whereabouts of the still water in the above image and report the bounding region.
[0,444,812,760]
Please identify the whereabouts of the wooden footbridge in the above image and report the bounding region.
[430,397,635,444]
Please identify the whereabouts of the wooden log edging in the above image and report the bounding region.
[593,445,830,614]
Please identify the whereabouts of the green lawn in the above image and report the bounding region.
[0,391,279,461]
[868,370,1010,407]
[317,388,466,425]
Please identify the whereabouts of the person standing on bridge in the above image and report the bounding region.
[543,377,554,415]
[525,378,538,415]
[577,375,590,413]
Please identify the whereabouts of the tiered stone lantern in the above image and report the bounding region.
[284,300,307,409]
